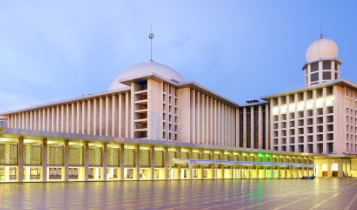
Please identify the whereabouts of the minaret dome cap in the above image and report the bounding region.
[305,36,338,63]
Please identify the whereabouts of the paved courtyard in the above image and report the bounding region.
[1,178,357,209]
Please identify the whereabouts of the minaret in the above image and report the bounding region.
[303,35,342,86]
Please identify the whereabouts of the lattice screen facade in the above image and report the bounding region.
[0,143,18,165]
[69,146,83,166]
[203,153,210,168]
[214,154,221,168]
[89,147,102,166]
[48,145,64,165]
[140,150,150,167]
[124,149,135,166]
[107,148,119,166]
[24,144,42,165]
[168,151,176,167]
[233,155,239,161]
[192,152,200,168]
[224,154,229,168]
[154,151,163,167]
[180,151,188,167]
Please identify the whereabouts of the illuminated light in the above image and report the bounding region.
[250,154,254,156]
[69,141,82,146]
[258,154,262,157]
[316,98,324,108]
[298,102,305,111]
[289,104,296,112]
[280,105,287,114]
[306,100,314,109]
[332,163,338,171]
[326,96,334,106]
[273,107,279,115]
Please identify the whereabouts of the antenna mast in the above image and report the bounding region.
[149,24,154,61]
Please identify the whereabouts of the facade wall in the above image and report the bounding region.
[189,90,236,147]
[238,105,269,150]
[344,87,357,154]
[7,93,131,138]
[270,86,336,154]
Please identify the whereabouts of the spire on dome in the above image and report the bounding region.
[149,24,154,61]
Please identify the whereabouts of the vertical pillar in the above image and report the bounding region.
[84,142,89,181]
[136,145,140,180]
[18,137,24,182]
[103,143,108,181]
[178,149,181,180]
[120,144,124,180]
[151,146,155,180]
[201,150,205,180]
[256,164,259,179]
[42,139,47,182]
[164,147,168,180]
[64,140,69,182]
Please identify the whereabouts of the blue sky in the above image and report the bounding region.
[0,0,356,112]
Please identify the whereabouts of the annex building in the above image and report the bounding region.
[0,35,355,182]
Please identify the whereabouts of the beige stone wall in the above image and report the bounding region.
[343,87,357,154]
[7,92,131,138]
[270,86,337,154]
[189,90,236,147]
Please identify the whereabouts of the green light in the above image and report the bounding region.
[250,154,254,156]
[258,153,263,157]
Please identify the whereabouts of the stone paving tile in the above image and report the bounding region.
[0,178,357,209]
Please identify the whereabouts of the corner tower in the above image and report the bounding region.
[303,35,342,86]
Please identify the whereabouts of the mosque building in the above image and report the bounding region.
[0,34,355,182]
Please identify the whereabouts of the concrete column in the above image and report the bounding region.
[258,106,263,149]
[18,137,24,182]
[243,107,247,148]
[136,145,140,180]
[151,146,155,180]
[196,92,201,145]
[84,142,89,181]
[112,95,118,137]
[64,140,69,182]
[118,94,124,137]
[42,139,47,182]
[338,160,343,177]
[177,149,181,179]
[190,90,196,144]
[251,106,254,149]
[125,92,131,138]
[103,143,108,181]
[120,144,125,180]
[164,147,168,180]
[200,149,204,179]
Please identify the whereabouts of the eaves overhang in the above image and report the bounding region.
[260,78,357,100]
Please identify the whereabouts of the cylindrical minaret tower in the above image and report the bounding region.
[303,35,342,86]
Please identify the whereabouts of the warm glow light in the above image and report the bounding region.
[280,105,287,114]
[273,107,279,115]
[316,98,324,108]
[306,100,313,109]
[298,102,305,111]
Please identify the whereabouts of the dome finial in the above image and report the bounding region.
[319,21,324,39]
[149,23,154,61]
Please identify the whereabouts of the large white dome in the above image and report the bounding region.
[305,36,338,63]
[109,61,186,91]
